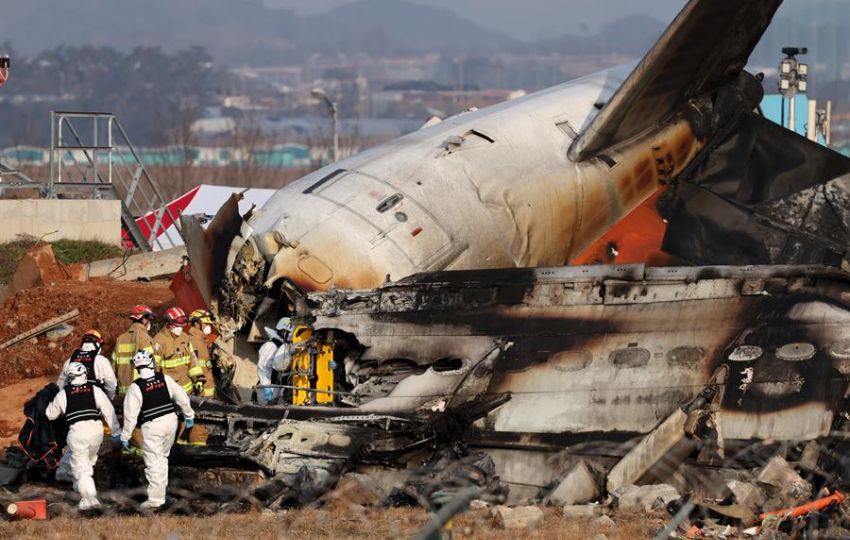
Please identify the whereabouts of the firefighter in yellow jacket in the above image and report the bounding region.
[111,305,157,397]
[187,309,216,398]
[152,307,195,394]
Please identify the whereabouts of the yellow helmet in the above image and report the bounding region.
[290,325,313,344]
[189,309,215,325]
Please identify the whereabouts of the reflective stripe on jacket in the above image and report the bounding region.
[153,329,195,391]
[111,323,155,396]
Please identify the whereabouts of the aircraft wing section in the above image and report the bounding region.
[569,0,782,162]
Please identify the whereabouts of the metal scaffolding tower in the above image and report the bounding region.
[47,111,181,251]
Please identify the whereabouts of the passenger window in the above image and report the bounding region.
[775,343,816,362]
[610,347,650,368]
[728,345,762,362]
[667,347,705,367]
[432,358,465,373]
[551,350,593,372]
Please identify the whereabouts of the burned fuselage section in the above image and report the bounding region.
[183,263,850,504]
[307,265,850,438]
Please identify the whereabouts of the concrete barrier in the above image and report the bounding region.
[0,199,122,245]
[86,246,186,281]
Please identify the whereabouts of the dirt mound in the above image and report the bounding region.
[0,377,50,447]
[0,279,173,387]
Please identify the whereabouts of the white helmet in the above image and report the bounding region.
[275,317,293,334]
[65,362,88,385]
[132,350,156,371]
[265,317,293,342]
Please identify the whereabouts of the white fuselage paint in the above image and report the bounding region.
[246,63,701,291]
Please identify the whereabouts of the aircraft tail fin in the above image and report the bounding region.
[569,0,782,162]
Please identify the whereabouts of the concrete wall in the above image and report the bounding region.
[86,246,186,281]
[0,199,122,245]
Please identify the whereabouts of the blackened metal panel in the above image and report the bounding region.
[662,114,850,265]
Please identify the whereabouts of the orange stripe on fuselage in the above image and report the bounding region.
[571,187,673,267]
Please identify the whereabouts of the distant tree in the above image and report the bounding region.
[0,44,220,147]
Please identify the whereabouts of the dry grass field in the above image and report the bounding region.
[0,506,666,539]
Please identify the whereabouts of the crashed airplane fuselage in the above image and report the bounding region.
[187,1,806,335]
[177,0,850,506]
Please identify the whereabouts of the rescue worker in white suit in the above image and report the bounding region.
[46,362,121,509]
[120,350,194,509]
[256,317,294,404]
[56,330,118,399]
[54,330,119,484]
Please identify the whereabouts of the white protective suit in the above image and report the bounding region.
[256,334,291,404]
[120,369,194,507]
[56,350,118,399]
[46,383,120,509]
[54,349,119,483]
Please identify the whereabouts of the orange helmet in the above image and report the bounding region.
[164,307,188,326]
[81,329,103,346]
[129,305,156,322]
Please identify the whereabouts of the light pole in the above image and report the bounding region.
[311,88,339,163]
[778,47,808,133]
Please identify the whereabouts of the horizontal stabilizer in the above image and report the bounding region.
[662,113,850,265]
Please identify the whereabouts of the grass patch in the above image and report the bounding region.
[0,239,35,286]
[0,237,124,285]
[51,239,124,265]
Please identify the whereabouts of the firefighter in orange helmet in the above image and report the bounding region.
[112,305,157,397]
[187,309,217,398]
[152,307,195,394]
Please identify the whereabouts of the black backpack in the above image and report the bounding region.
[17,383,67,469]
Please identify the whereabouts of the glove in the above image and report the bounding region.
[121,440,130,451]
[263,388,274,403]
[184,418,194,429]
[328,360,338,370]
[193,380,205,395]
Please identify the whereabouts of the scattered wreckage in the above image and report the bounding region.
[185,263,850,534]
[8,262,850,535]
[229,264,850,487]
[9,0,850,535]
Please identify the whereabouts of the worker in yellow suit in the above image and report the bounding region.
[112,305,156,397]
[187,309,217,398]
[290,325,336,406]
[152,307,195,394]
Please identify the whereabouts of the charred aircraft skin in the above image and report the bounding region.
[304,264,850,442]
[179,264,850,503]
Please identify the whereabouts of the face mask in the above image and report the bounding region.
[170,326,184,336]
[202,325,212,336]
[80,342,97,352]
[138,366,156,379]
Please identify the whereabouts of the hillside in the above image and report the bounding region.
[2,0,518,64]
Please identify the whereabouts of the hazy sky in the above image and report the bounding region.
[264,0,686,40]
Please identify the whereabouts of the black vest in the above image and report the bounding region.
[134,373,176,424]
[70,349,98,382]
[65,383,101,424]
